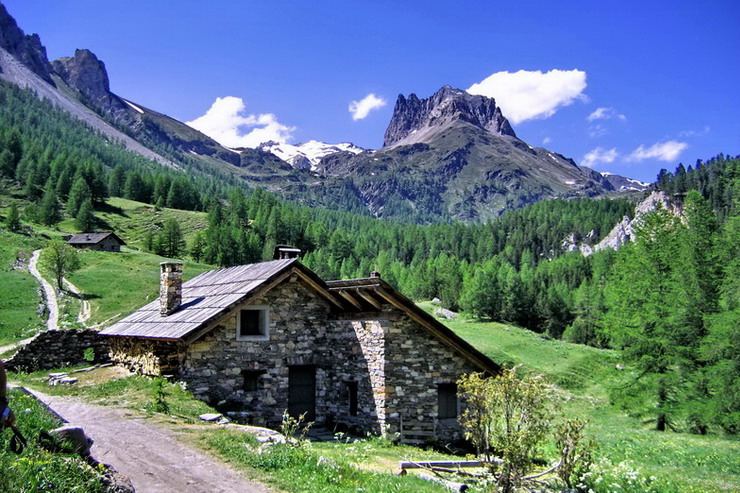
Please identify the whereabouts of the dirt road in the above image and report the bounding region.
[29,249,58,331]
[33,392,269,493]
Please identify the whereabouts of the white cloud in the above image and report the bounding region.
[627,140,688,162]
[467,69,587,124]
[679,125,710,138]
[588,124,608,138]
[587,107,626,122]
[186,96,294,148]
[543,137,552,145]
[349,93,386,120]
[581,147,618,168]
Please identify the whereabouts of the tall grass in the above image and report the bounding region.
[0,389,107,492]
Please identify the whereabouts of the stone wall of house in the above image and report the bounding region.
[95,237,122,252]
[109,276,484,444]
[5,329,110,372]
[108,337,183,375]
[383,314,481,444]
[180,278,338,428]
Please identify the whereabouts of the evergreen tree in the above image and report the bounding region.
[74,198,96,231]
[66,176,92,217]
[37,181,62,226]
[4,203,21,232]
[156,218,186,258]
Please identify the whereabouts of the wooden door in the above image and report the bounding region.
[288,365,316,421]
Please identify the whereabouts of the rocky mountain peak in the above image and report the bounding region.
[52,49,111,106]
[383,85,517,147]
[0,2,53,82]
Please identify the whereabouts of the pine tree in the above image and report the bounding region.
[37,181,62,226]
[4,203,21,232]
[67,176,92,217]
[74,198,96,231]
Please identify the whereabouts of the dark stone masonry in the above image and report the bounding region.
[6,329,110,372]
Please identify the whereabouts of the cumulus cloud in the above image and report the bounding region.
[581,147,618,168]
[587,107,626,122]
[627,140,688,162]
[186,96,294,148]
[467,69,587,124]
[349,93,386,120]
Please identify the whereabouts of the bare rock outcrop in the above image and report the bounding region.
[383,85,516,147]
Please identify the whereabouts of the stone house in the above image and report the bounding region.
[67,232,126,252]
[100,250,499,443]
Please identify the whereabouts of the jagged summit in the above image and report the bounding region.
[383,85,516,148]
[0,2,53,82]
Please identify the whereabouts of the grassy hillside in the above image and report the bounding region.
[0,231,43,346]
[0,193,213,337]
[68,249,213,326]
[417,303,740,492]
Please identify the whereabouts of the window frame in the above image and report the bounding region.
[236,305,270,341]
[437,382,458,419]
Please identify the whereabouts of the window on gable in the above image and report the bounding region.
[438,383,458,419]
[242,369,265,391]
[347,381,359,416]
[237,306,269,340]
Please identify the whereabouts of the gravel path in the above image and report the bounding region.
[63,278,91,326]
[29,249,58,331]
[32,391,269,493]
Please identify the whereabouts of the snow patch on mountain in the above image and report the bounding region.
[260,140,364,170]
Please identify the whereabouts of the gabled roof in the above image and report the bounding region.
[99,259,341,341]
[67,232,126,245]
[326,277,500,374]
[100,260,499,374]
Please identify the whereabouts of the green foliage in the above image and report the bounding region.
[154,218,186,258]
[204,431,446,493]
[74,198,96,232]
[40,239,81,290]
[458,369,554,490]
[0,390,107,492]
[3,203,21,232]
[148,377,171,414]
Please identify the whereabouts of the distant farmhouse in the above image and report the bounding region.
[67,232,126,252]
[100,247,499,443]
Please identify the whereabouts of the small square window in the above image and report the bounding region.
[237,306,269,340]
[438,383,458,419]
[242,370,264,391]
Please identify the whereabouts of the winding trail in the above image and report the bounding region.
[63,278,91,326]
[32,391,269,493]
[29,249,59,331]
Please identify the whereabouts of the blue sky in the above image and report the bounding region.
[5,0,739,182]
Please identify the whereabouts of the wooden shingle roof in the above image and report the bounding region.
[100,258,299,340]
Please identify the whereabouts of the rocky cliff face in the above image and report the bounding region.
[383,85,516,147]
[51,49,137,127]
[0,3,53,82]
[564,191,683,255]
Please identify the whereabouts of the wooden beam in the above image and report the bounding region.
[355,289,382,310]
[292,270,346,310]
[338,290,363,310]
[399,460,495,470]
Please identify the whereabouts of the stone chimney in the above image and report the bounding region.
[370,270,381,279]
[273,244,302,260]
[160,262,183,316]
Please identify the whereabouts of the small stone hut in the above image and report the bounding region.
[100,248,499,443]
[67,232,126,252]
